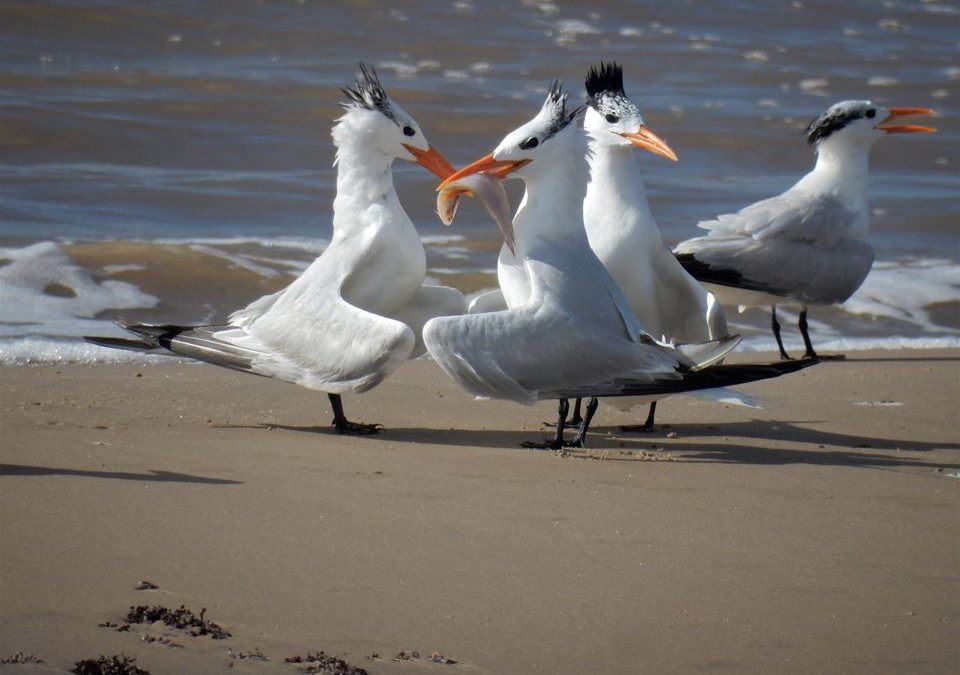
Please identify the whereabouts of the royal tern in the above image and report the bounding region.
[674,100,936,359]
[580,61,730,431]
[426,83,815,448]
[467,63,732,431]
[86,64,465,434]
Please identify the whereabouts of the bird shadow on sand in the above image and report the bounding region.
[834,355,960,363]
[224,422,538,450]
[588,419,960,454]
[0,463,242,485]
[229,420,959,471]
[574,442,960,470]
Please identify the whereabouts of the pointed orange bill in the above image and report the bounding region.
[618,125,678,161]
[403,143,456,180]
[877,107,937,134]
[438,153,531,190]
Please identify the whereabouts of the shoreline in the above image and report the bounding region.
[1,350,958,674]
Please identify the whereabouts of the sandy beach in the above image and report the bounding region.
[1,350,958,674]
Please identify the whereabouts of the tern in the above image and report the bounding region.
[468,63,731,432]
[580,61,731,431]
[86,64,467,435]
[426,83,816,449]
[674,100,936,359]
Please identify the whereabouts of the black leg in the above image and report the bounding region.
[566,397,599,448]
[798,307,818,358]
[328,393,381,435]
[620,401,657,433]
[569,398,584,426]
[772,305,791,360]
[543,397,583,427]
[523,399,569,449]
[798,308,843,360]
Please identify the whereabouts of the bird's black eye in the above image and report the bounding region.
[865,109,876,119]
[403,125,415,137]
[605,113,619,123]
[520,136,539,150]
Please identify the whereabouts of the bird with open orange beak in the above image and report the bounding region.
[675,99,936,361]
[86,63,468,436]
[452,62,735,433]
[424,81,817,450]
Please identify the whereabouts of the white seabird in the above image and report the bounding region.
[674,100,936,359]
[579,61,732,430]
[426,83,815,448]
[467,62,732,431]
[86,64,468,434]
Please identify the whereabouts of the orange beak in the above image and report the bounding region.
[438,153,531,190]
[618,125,678,161]
[877,107,937,134]
[403,143,457,180]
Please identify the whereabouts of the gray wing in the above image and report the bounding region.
[675,195,874,304]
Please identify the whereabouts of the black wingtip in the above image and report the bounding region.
[674,252,790,297]
[83,335,157,352]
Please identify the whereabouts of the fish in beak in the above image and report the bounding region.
[437,174,515,254]
[876,107,937,134]
[438,153,531,189]
[618,125,678,161]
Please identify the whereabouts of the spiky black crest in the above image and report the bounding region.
[542,80,582,139]
[585,61,625,101]
[583,61,640,122]
[340,62,396,122]
[805,100,874,145]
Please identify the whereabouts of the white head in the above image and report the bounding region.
[805,100,936,153]
[336,63,453,178]
[582,61,677,161]
[439,81,583,186]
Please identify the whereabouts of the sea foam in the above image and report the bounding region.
[0,242,158,340]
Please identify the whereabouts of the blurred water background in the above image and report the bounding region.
[1,0,958,362]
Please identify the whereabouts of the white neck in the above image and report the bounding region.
[513,127,591,256]
[330,121,398,233]
[796,136,873,205]
[584,140,661,244]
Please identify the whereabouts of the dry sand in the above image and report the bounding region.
[1,350,958,674]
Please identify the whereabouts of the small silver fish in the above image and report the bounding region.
[437,173,515,255]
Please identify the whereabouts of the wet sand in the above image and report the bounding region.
[1,351,958,674]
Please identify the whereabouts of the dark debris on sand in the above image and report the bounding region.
[2,652,43,664]
[72,654,151,675]
[116,605,230,639]
[134,580,159,590]
[285,651,369,675]
[394,650,457,665]
[229,647,269,661]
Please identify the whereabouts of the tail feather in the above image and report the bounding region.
[83,336,159,352]
[544,358,818,399]
[86,322,267,376]
[674,333,741,370]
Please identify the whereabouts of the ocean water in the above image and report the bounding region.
[1,0,958,364]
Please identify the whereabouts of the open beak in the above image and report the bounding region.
[618,125,678,161]
[877,107,937,134]
[438,153,531,190]
[403,143,457,180]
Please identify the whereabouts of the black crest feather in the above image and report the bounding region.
[585,61,625,101]
[541,80,582,138]
[804,100,872,145]
[340,62,395,121]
